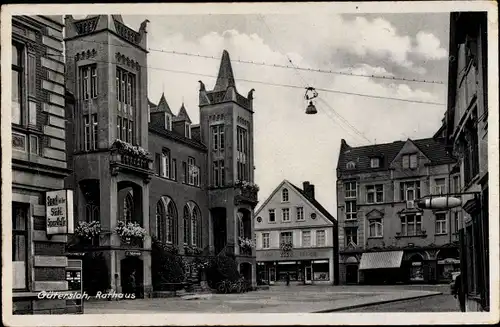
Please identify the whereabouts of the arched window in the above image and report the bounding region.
[191,205,201,247]
[369,219,383,237]
[282,188,289,202]
[183,205,190,245]
[123,193,133,223]
[166,199,176,244]
[156,201,166,243]
[156,197,177,244]
[346,161,356,169]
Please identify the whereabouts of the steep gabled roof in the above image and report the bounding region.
[213,50,236,92]
[337,137,455,173]
[174,103,192,123]
[289,182,336,224]
[255,179,336,225]
[156,93,173,115]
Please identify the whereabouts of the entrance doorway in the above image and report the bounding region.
[211,208,227,255]
[346,265,359,284]
[269,267,276,285]
[304,266,312,284]
[121,257,144,298]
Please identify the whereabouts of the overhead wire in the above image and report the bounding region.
[46,53,446,106]
[70,38,446,85]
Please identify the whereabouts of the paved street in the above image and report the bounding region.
[83,284,451,314]
[340,294,459,312]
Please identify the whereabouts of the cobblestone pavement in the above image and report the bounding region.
[84,284,448,314]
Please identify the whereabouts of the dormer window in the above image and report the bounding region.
[370,158,380,168]
[164,113,172,131]
[402,154,418,169]
[185,123,191,138]
[346,161,356,169]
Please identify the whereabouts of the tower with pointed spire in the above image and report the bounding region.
[64,15,154,298]
[199,50,257,287]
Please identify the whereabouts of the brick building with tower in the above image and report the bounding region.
[336,137,459,285]
[63,15,258,297]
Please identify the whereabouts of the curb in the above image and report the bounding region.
[313,292,443,313]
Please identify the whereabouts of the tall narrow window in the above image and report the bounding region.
[268,209,275,223]
[344,227,357,247]
[156,201,166,243]
[27,53,36,97]
[188,157,196,185]
[171,159,177,181]
[29,135,39,155]
[183,205,190,245]
[220,160,225,185]
[162,149,170,178]
[213,161,219,187]
[191,206,201,247]
[128,119,133,144]
[296,207,304,221]
[91,66,98,98]
[185,123,191,138]
[84,115,91,151]
[262,233,270,249]
[166,199,177,244]
[92,114,98,150]
[434,178,446,195]
[302,231,311,247]
[211,125,224,151]
[155,153,161,175]
[12,203,28,290]
[183,162,188,184]
[82,67,89,100]
[282,188,289,202]
[123,193,134,223]
[116,68,121,102]
[12,43,23,125]
[282,208,290,222]
[117,116,122,141]
[344,182,357,198]
[122,118,127,142]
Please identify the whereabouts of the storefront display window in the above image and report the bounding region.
[312,261,329,281]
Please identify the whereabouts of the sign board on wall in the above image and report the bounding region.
[46,189,74,235]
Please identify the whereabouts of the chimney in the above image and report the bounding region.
[303,181,315,199]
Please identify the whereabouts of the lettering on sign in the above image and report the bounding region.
[46,190,74,235]
[125,251,141,257]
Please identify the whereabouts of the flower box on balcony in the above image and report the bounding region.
[115,221,147,247]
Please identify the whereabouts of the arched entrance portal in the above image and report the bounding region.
[240,262,252,282]
[211,208,227,255]
[121,257,144,298]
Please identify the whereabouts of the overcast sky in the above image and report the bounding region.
[116,13,450,215]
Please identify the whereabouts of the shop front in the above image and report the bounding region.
[256,248,334,285]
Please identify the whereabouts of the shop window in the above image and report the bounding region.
[312,261,329,281]
[12,202,28,290]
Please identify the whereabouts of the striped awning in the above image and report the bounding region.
[359,251,404,270]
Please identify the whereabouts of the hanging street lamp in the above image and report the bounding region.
[304,87,318,115]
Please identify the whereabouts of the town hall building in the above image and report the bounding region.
[63,15,258,298]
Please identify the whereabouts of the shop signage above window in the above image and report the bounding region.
[46,189,74,235]
[125,250,141,257]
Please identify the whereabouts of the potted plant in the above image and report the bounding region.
[115,220,147,246]
[75,221,101,245]
[239,236,255,255]
[280,242,293,252]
